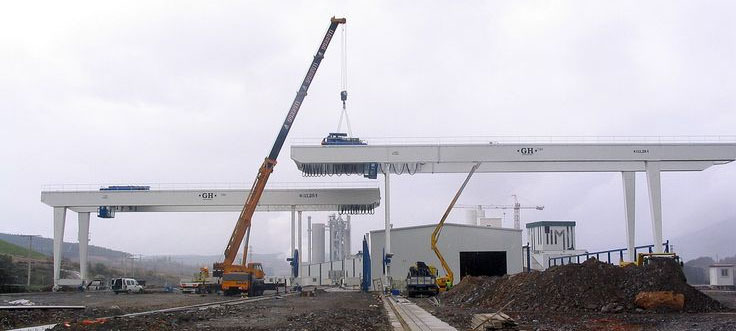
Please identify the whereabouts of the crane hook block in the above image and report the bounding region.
[331,17,347,24]
[340,90,348,101]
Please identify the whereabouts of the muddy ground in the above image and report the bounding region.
[1,291,242,329]
[413,296,736,331]
[1,290,390,330]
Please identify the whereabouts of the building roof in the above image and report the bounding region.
[526,221,576,228]
[369,222,521,234]
[709,264,735,268]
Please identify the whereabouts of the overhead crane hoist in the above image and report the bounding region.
[430,162,481,292]
[213,17,346,296]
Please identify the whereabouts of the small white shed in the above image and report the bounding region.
[709,264,735,287]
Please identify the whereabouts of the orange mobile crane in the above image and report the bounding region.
[213,17,347,296]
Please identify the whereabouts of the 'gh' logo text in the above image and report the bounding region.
[517,147,542,155]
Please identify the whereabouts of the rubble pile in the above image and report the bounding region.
[442,258,724,313]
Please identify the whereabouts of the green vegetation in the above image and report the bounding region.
[0,239,48,259]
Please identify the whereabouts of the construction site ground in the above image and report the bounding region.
[1,289,390,330]
[409,258,736,331]
[413,297,736,330]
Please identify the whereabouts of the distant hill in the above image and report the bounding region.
[0,233,292,277]
[0,239,48,259]
[671,219,736,261]
[150,253,291,277]
[0,233,130,261]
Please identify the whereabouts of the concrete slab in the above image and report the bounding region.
[383,295,456,331]
[381,295,405,331]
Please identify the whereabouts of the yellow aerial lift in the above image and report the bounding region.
[212,17,346,296]
[430,162,480,292]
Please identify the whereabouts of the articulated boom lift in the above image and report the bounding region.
[431,162,480,292]
[214,17,346,296]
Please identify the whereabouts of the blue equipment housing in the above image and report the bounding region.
[361,236,371,292]
[97,206,114,218]
[100,185,150,191]
[287,249,299,278]
[321,132,367,145]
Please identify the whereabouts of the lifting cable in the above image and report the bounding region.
[336,25,353,136]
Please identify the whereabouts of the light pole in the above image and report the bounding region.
[20,235,40,287]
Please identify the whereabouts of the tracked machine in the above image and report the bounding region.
[213,17,346,296]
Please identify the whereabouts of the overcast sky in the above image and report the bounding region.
[1,1,735,261]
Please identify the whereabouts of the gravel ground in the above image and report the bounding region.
[413,297,736,331]
[413,259,736,330]
[1,291,266,329]
[700,290,736,309]
[2,290,390,330]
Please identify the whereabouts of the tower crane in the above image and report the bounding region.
[213,17,346,296]
[454,195,544,229]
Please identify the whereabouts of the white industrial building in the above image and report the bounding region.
[369,223,522,289]
[299,255,364,288]
[526,220,587,270]
[709,264,735,288]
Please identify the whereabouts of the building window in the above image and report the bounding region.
[722,269,730,277]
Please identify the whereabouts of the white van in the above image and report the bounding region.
[111,278,144,294]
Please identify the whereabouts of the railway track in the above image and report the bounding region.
[11,292,295,331]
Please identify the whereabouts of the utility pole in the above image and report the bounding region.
[20,235,40,287]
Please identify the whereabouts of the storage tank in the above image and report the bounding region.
[345,215,351,257]
[463,205,485,225]
[464,209,477,225]
[311,223,325,263]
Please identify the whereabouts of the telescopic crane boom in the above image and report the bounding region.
[431,162,480,291]
[215,17,346,295]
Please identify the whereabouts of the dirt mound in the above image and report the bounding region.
[442,258,724,313]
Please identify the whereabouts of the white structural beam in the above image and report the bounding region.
[297,211,303,283]
[307,216,312,264]
[292,143,736,173]
[646,162,664,253]
[621,172,636,261]
[384,169,391,288]
[77,212,90,283]
[42,186,380,289]
[41,188,380,213]
[52,207,66,290]
[298,211,303,262]
[290,206,296,259]
[292,141,736,272]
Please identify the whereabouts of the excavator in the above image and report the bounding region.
[430,162,480,292]
[212,17,347,296]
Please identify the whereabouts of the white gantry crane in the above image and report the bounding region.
[454,195,544,229]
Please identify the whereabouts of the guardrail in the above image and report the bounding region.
[548,240,670,267]
[41,181,379,192]
[291,135,736,145]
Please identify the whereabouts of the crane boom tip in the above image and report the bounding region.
[331,17,347,24]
